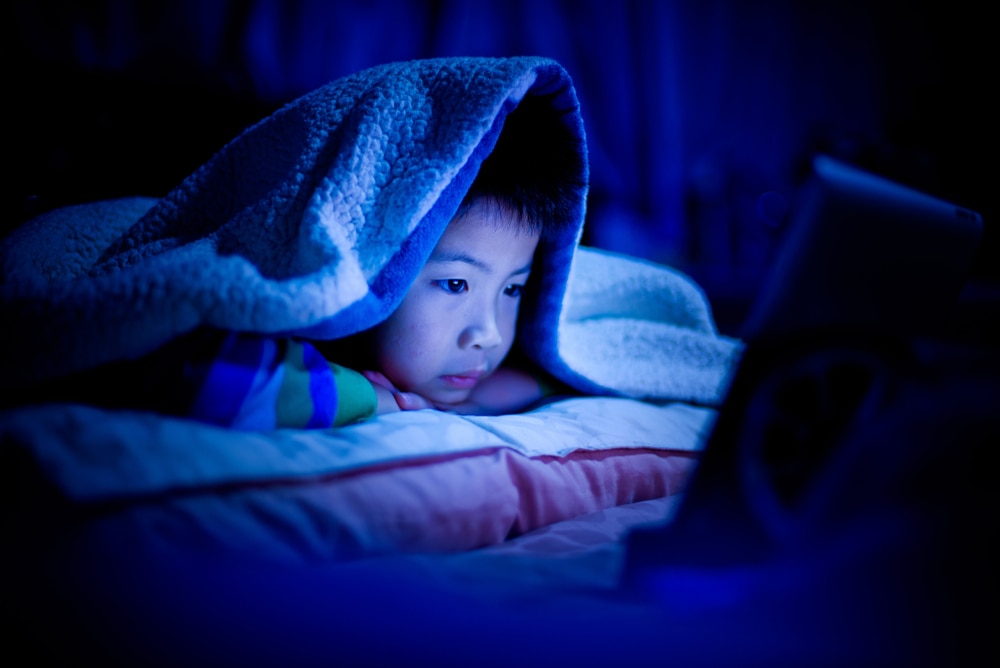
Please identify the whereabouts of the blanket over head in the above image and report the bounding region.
[1,56,741,406]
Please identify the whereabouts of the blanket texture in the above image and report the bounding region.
[1,56,740,405]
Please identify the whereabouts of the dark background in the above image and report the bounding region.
[5,0,995,334]
[3,4,997,664]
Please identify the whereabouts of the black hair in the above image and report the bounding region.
[455,92,586,237]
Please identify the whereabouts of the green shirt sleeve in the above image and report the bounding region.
[330,363,378,426]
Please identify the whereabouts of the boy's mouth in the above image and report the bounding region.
[440,369,486,389]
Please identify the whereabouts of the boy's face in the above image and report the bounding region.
[371,203,540,407]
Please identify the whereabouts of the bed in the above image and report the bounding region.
[2,55,991,667]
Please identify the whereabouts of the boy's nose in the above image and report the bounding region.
[459,307,503,350]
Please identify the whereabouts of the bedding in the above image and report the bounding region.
[0,56,739,552]
[1,56,744,665]
[2,396,713,560]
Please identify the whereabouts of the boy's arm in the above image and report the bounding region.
[204,334,433,427]
[180,331,372,429]
[172,332,562,426]
[131,329,385,429]
[327,365,433,420]
[33,328,427,429]
[432,366,569,416]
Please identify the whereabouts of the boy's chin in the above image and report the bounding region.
[419,386,473,409]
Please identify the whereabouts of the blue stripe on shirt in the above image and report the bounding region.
[303,342,336,428]
[188,332,267,426]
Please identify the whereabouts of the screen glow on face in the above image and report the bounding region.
[371,203,540,406]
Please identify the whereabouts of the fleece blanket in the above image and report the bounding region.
[0,56,740,405]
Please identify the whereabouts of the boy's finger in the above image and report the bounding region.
[361,369,397,391]
[395,392,432,411]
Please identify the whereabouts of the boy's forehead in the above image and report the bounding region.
[426,205,539,270]
[439,207,539,246]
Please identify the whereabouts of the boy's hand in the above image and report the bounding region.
[361,370,434,414]
[363,368,545,417]
[437,367,544,416]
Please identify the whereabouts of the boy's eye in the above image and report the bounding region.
[436,279,468,294]
[503,283,525,298]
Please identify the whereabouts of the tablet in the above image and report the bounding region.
[741,155,984,341]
